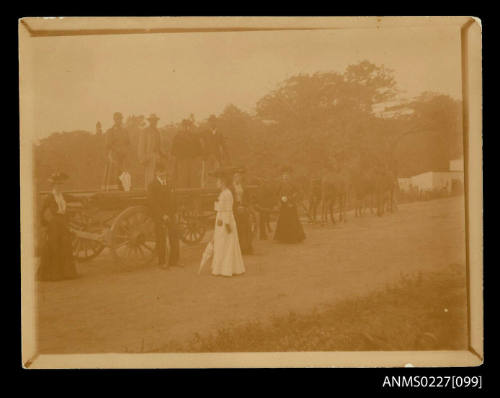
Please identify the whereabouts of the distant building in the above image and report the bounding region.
[409,171,463,193]
[449,157,464,172]
[399,156,465,194]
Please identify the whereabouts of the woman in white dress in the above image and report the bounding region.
[211,171,245,277]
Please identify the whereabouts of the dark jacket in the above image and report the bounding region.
[147,178,177,222]
[255,182,276,212]
[201,129,229,162]
[105,124,130,156]
[40,192,78,226]
[171,131,202,159]
[277,181,299,206]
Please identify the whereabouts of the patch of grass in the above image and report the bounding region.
[155,265,467,352]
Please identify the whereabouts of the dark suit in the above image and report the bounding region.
[171,130,203,188]
[201,129,229,164]
[147,178,180,266]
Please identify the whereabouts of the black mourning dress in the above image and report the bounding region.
[37,193,78,281]
[233,183,253,254]
[273,181,306,243]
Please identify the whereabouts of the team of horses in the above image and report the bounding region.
[307,166,398,225]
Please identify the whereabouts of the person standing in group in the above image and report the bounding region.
[103,112,131,191]
[200,115,230,187]
[233,170,253,254]
[274,166,306,243]
[138,113,167,189]
[210,169,245,277]
[254,177,276,240]
[37,172,78,281]
[147,162,181,270]
[171,119,202,188]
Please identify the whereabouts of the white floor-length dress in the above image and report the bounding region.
[211,188,246,276]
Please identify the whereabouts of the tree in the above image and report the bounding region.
[389,93,463,176]
[254,61,400,175]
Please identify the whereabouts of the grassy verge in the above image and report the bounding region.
[155,265,467,352]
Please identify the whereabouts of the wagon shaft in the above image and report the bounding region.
[70,227,107,243]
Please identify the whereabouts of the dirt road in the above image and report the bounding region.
[36,196,466,353]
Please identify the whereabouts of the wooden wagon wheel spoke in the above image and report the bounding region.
[115,240,130,250]
[135,245,143,257]
[84,242,94,257]
[140,242,154,252]
[73,238,82,254]
[78,239,87,255]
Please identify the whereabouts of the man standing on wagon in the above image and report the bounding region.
[200,115,230,187]
[147,162,181,269]
[171,118,202,188]
[103,112,131,191]
[138,113,167,190]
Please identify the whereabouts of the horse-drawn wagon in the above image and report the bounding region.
[39,185,258,268]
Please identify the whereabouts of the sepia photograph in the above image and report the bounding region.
[19,16,483,369]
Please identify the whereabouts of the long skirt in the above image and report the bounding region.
[234,206,253,254]
[211,213,245,277]
[37,216,78,281]
[274,203,306,243]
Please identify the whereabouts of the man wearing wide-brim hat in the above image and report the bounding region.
[138,113,167,189]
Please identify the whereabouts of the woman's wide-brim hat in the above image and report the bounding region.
[148,113,160,121]
[48,171,69,183]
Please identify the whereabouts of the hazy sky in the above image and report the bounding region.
[31,26,462,139]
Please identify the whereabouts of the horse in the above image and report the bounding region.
[320,170,349,224]
[374,167,399,216]
[351,168,376,217]
[307,177,323,223]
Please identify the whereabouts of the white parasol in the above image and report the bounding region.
[198,240,214,274]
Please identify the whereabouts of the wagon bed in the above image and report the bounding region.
[39,185,258,268]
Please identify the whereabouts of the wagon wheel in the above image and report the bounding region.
[179,208,206,245]
[69,210,105,262]
[110,206,158,268]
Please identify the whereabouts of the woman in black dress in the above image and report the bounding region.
[274,167,306,243]
[232,171,254,254]
[37,172,78,281]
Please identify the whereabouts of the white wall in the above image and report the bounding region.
[410,172,434,191]
[449,158,464,171]
[410,171,464,192]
